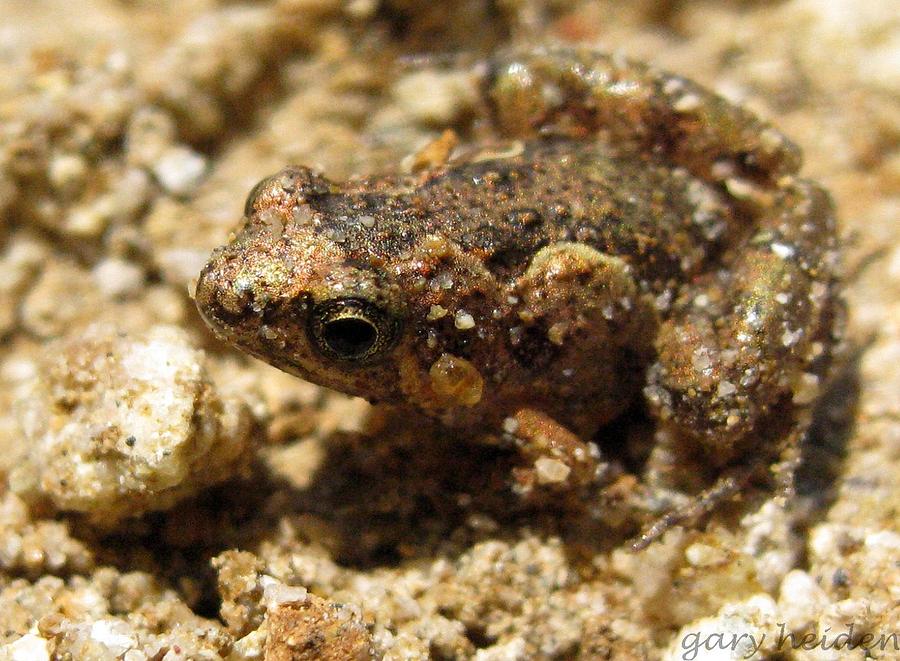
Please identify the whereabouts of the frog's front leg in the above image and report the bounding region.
[505,408,600,495]
[483,47,801,183]
[512,242,657,434]
[504,242,656,494]
[647,179,841,456]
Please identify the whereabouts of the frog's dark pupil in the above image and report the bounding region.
[323,317,377,357]
[310,297,399,363]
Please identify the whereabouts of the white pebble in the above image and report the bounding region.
[673,93,702,112]
[692,350,713,373]
[771,243,795,259]
[534,458,571,485]
[781,328,803,347]
[48,153,87,190]
[685,542,727,567]
[153,145,207,196]
[392,70,476,124]
[263,579,309,607]
[725,177,756,199]
[454,310,475,330]
[3,633,51,661]
[778,570,828,630]
[717,381,737,398]
[92,258,144,298]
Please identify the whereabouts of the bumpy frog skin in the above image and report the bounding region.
[195,48,842,538]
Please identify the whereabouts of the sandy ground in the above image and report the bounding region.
[0,1,897,659]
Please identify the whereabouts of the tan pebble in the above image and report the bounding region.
[427,305,448,321]
[405,129,459,173]
[265,588,374,661]
[791,372,820,405]
[422,234,453,258]
[429,353,484,406]
[548,322,567,345]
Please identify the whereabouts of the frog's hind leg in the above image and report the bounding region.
[635,179,841,550]
[482,47,801,184]
[631,464,750,552]
[631,424,806,551]
[646,179,841,457]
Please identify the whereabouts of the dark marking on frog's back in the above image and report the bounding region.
[309,192,423,259]
[411,139,720,284]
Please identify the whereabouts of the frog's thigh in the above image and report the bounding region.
[648,180,839,454]
[484,47,801,182]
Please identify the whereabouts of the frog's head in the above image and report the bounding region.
[194,166,415,403]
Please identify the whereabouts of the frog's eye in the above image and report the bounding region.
[243,176,274,217]
[309,298,398,363]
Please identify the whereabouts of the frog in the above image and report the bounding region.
[194,47,842,546]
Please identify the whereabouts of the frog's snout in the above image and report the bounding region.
[194,252,243,335]
[193,247,269,338]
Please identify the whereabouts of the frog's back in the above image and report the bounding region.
[416,139,737,289]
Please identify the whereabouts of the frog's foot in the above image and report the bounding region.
[647,179,841,456]
[506,408,601,496]
[483,46,801,184]
[631,425,804,551]
[630,464,752,551]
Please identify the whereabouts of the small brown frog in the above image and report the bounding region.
[195,48,842,545]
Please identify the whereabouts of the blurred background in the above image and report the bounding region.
[0,1,896,659]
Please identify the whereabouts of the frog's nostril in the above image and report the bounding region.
[195,262,248,323]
